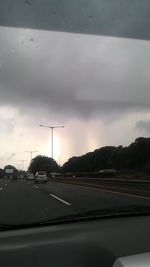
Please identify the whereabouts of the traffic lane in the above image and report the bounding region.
[63,181,150,198]
[0,180,75,225]
[49,178,150,198]
[0,178,11,188]
[71,180,150,198]
[0,178,11,184]
[31,181,150,214]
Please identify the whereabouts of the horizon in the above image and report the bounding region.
[1,135,149,170]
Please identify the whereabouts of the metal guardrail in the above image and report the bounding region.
[49,176,150,184]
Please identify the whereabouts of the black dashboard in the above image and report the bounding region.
[0,215,149,267]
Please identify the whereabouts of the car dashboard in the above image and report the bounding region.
[0,215,149,267]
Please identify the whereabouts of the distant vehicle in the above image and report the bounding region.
[17,174,24,179]
[51,172,61,178]
[4,165,17,179]
[99,169,117,174]
[26,173,34,181]
[34,171,47,183]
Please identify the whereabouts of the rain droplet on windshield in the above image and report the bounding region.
[51,11,56,16]
[24,0,31,6]
[69,25,73,30]
[88,15,93,21]
[29,38,34,42]
[10,48,15,53]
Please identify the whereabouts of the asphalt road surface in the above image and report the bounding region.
[0,179,149,225]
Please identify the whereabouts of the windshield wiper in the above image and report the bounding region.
[0,223,22,230]
[1,205,150,231]
[20,205,150,229]
[32,204,150,227]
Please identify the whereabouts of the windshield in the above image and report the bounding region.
[38,172,46,175]
[0,0,150,228]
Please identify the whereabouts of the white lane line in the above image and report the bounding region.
[72,184,150,201]
[33,185,39,189]
[50,194,71,206]
[0,187,3,191]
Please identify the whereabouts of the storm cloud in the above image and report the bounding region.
[0,27,149,122]
[0,26,150,167]
[136,120,150,133]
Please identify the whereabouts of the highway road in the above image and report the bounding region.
[0,179,149,225]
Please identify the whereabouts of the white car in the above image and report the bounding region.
[17,174,24,179]
[34,171,47,183]
[26,173,34,181]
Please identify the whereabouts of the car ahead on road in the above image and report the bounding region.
[34,171,47,183]
[26,173,34,181]
[17,174,24,179]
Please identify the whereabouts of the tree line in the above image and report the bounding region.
[5,137,150,175]
[62,137,150,173]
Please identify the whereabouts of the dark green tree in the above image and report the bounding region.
[28,155,59,174]
[62,137,150,173]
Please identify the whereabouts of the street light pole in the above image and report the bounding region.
[25,151,38,161]
[40,124,64,159]
[51,127,54,159]
[19,160,27,171]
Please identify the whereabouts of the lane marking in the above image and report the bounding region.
[82,183,150,194]
[97,189,150,201]
[33,185,39,189]
[50,194,71,206]
[68,183,150,201]
[0,187,3,191]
